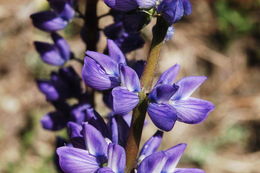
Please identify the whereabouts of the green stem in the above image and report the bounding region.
[125,17,169,173]
[141,17,169,91]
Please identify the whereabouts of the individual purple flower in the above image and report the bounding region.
[68,106,131,147]
[104,0,138,12]
[147,64,215,131]
[157,0,192,25]
[138,130,163,162]
[70,103,92,124]
[111,65,141,115]
[123,12,150,33]
[108,114,130,147]
[48,0,75,21]
[57,123,126,173]
[104,22,144,53]
[40,101,71,131]
[34,32,71,66]
[37,66,82,101]
[41,110,69,131]
[70,104,110,138]
[31,0,75,32]
[138,143,205,173]
[165,26,175,41]
[136,0,157,9]
[82,39,126,90]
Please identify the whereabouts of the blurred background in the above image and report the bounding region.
[0,0,259,172]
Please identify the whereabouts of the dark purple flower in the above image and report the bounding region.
[37,66,82,101]
[138,143,205,173]
[147,64,215,131]
[34,33,71,66]
[104,0,138,12]
[57,123,126,173]
[48,0,75,21]
[41,110,69,131]
[104,22,144,53]
[82,40,126,90]
[123,12,150,33]
[70,104,110,138]
[157,0,192,25]
[40,101,71,131]
[131,60,146,78]
[108,114,129,147]
[31,11,68,32]
[31,0,75,32]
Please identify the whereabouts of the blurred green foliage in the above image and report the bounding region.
[215,0,254,37]
[184,124,249,165]
[212,0,259,49]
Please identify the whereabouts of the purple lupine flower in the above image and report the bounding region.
[157,0,192,25]
[108,114,130,146]
[58,126,204,173]
[31,0,75,32]
[138,130,163,162]
[41,110,69,130]
[34,33,71,66]
[147,64,215,131]
[109,63,214,131]
[68,110,130,148]
[104,0,138,12]
[82,39,126,90]
[70,105,110,138]
[111,65,141,115]
[138,143,205,173]
[131,60,146,78]
[165,26,175,41]
[48,0,75,21]
[57,123,126,173]
[41,101,71,131]
[37,66,82,101]
[104,22,144,53]
[123,12,150,33]
[136,0,158,9]
[70,103,92,124]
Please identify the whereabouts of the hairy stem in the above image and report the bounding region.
[125,17,169,173]
[141,17,169,91]
[125,92,147,173]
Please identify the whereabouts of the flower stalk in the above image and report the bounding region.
[82,0,99,107]
[141,17,169,91]
[125,17,169,173]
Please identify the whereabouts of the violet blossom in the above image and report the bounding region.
[34,32,71,66]
[31,0,75,32]
[57,125,204,173]
[57,123,126,173]
[104,17,145,53]
[157,0,192,25]
[147,64,215,131]
[37,66,82,102]
[82,39,126,90]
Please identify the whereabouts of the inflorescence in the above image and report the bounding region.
[31,0,214,173]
